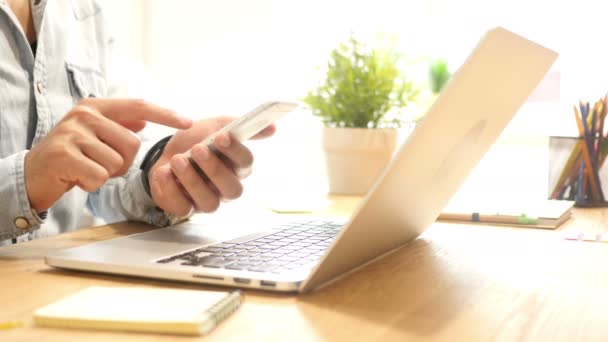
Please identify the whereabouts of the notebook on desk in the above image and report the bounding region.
[34,287,241,335]
[45,27,557,293]
[438,199,575,229]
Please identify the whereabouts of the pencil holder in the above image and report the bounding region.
[549,136,608,207]
[549,98,608,207]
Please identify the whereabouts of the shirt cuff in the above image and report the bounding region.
[0,151,44,241]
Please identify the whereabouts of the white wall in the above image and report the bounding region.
[136,0,608,104]
[102,0,608,113]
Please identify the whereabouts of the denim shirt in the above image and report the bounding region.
[0,0,171,245]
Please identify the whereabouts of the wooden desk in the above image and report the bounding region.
[2,203,608,341]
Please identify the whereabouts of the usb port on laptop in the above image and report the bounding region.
[233,278,251,284]
[260,280,276,287]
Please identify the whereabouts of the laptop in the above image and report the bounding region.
[45,27,557,293]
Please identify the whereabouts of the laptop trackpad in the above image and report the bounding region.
[51,222,270,264]
[116,223,266,260]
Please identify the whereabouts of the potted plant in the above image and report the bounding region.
[304,35,418,194]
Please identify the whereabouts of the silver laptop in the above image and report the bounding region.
[45,27,557,293]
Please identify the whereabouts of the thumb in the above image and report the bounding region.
[250,124,276,140]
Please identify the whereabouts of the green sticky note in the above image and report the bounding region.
[518,214,538,225]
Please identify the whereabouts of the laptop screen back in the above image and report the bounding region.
[301,27,558,292]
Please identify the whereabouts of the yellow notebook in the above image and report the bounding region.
[34,287,241,336]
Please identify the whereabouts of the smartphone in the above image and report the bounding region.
[185,101,298,157]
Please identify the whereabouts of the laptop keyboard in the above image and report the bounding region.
[156,219,344,273]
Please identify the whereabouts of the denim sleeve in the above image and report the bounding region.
[0,151,45,240]
[86,163,178,227]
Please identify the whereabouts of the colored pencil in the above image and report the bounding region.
[573,105,602,202]
[598,97,607,165]
[551,142,583,198]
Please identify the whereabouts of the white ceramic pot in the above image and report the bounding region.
[322,127,398,195]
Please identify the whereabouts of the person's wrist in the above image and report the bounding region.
[22,151,49,224]
[24,150,48,213]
